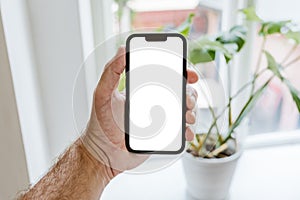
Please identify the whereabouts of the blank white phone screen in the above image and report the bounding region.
[128,35,185,152]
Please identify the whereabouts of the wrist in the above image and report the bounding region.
[76,139,117,181]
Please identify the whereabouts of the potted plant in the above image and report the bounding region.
[180,7,300,200]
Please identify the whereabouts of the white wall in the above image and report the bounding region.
[25,0,89,160]
[1,0,50,183]
[1,0,94,184]
[0,9,30,199]
[1,0,114,192]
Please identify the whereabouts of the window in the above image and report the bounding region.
[248,0,300,135]
[86,0,300,148]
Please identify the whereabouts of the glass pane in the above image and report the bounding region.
[113,0,221,35]
[248,1,300,134]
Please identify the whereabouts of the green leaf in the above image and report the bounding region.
[259,21,291,36]
[177,13,195,37]
[285,81,300,113]
[225,81,269,142]
[291,91,300,113]
[189,26,247,64]
[230,25,247,34]
[224,53,232,63]
[284,31,300,44]
[189,48,215,64]
[264,51,284,80]
[118,71,126,91]
[241,7,291,36]
[189,38,232,64]
[216,25,247,52]
[235,84,267,128]
[240,6,262,22]
[199,39,232,60]
[114,0,129,19]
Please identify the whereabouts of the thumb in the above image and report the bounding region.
[96,47,126,101]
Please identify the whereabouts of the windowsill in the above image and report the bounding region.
[102,142,300,199]
[245,129,300,149]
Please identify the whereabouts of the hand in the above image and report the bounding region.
[81,47,198,177]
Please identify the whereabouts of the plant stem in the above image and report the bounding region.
[254,37,267,75]
[208,106,220,134]
[285,54,300,68]
[216,68,268,120]
[227,62,233,127]
[201,105,221,151]
[222,48,296,144]
[232,69,266,98]
[200,118,217,154]
[193,71,221,153]
[200,67,269,149]
[281,44,297,65]
[223,76,274,144]
[195,71,221,137]
[251,36,266,95]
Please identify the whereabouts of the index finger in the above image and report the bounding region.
[187,69,198,84]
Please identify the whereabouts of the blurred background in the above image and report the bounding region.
[1,0,300,199]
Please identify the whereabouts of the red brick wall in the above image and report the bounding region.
[132,9,196,29]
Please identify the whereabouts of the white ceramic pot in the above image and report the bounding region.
[182,150,242,200]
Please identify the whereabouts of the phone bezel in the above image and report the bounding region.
[125,33,187,154]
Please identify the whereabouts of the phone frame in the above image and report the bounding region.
[125,33,187,154]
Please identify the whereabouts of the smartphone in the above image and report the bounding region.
[125,33,187,154]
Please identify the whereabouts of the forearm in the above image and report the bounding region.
[19,139,115,200]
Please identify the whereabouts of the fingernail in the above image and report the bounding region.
[191,95,196,104]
